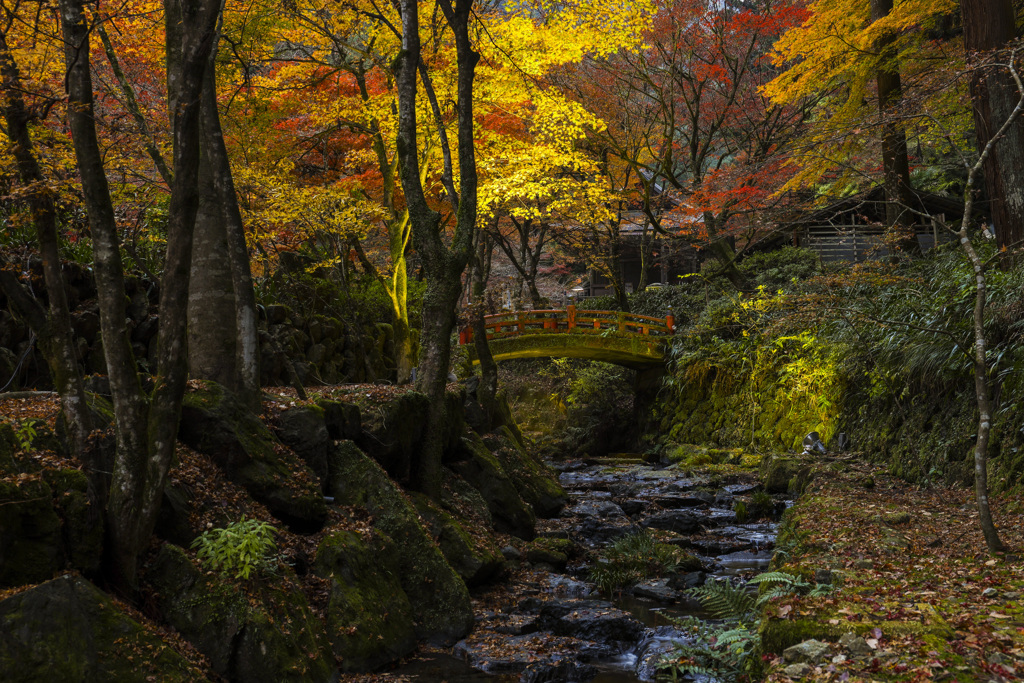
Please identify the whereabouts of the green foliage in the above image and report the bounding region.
[539,358,635,457]
[748,491,775,520]
[733,499,748,523]
[660,570,832,682]
[2,418,38,452]
[738,247,819,291]
[190,517,281,580]
[588,530,695,596]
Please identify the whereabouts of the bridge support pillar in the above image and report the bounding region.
[634,366,667,433]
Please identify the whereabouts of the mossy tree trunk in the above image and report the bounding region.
[471,228,498,423]
[394,0,479,497]
[186,24,261,409]
[0,27,94,466]
[61,0,221,590]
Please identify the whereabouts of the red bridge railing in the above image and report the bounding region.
[459,305,675,344]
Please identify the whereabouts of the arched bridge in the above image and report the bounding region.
[459,305,676,369]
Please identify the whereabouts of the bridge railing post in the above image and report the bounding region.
[567,304,576,331]
[617,312,626,334]
[666,313,675,333]
[517,311,525,334]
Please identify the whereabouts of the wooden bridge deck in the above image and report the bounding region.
[459,306,675,368]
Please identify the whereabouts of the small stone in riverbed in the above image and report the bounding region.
[813,568,832,585]
[501,545,522,560]
[782,662,812,679]
[633,579,677,602]
[783,639,830,664]
[981,587,998,598]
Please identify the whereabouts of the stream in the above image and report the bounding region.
[393,458,783,682]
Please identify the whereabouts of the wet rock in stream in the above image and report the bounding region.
[452,461,784,682]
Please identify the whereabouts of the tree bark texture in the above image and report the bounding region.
[0,27,93,463]
[870,0,918,254]
[394,0,478,497]
[961,0,1024,265]
[471,230,498,423]
[199,39,261,408]
[61,0,220,589]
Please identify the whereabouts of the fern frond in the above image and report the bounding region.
[687,579,756,620]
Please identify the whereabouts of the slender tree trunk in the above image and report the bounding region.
[0,27,93,463]
[394,0,478,497]
[61,0,219,590]
[961,0,1024,266]
[870,0,918,254]
[471,230,498,422]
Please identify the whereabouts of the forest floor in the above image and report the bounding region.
[762,456,1024,682]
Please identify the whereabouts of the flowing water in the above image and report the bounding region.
[390,459,783,683]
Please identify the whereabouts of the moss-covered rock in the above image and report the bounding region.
[525,537,575,569]
[275,404,331,484]
[316,399,361,441]
[314,529,417,671]
[147,543,333,683]
[411,493,505,586]
[483,427,567,518]
[354,391,429,482]
[178,383,326,528]
[760,454,814,494]
[0,575,207,682]
[43,468,102,575]
[0,476,62,586]
[450,430,536,539]
[327,440,473,643]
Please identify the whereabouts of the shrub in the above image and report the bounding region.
[191,517,281,580]
[588,530,698,596]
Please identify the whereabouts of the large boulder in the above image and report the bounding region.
[484,427,567,518]
[146,544,334,683]
[449,430,536,539]
[327,440,474,643]
[411,493,505,586]
[0,575,206,682]
[760,454,814,494]
[314,530,417,670]
[354,391,429,482]
[178,383,326,528]
[0,465,102,588]
[275,404,332,484]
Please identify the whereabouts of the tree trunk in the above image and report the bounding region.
[195,32,261,408]
[961,0,1024,266]
[471,231,498,422]
[0,28,93,464]
[61,0,219,590]
[188,153,238,387]
[394,0,479,497]
[871,0,918,254]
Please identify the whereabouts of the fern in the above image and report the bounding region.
[686,578,756,620]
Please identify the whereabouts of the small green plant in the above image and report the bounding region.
[191,517,280,580]
[4,419,38,452]
[733,499,748,523]
[588,530,698,596]
[749,490,775,519]
[659,571,833,682]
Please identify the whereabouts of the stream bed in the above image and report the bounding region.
[393,459,782,682]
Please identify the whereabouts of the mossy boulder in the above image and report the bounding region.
[0,575,206,682]
[354,391,429,482]
[275,404,331,484]
[146,543,333,683]
[411,493,505,586]
[0,476,62,586]
[42,468,103,575]
[449,430,536,539]
[316,399,361,441]
[0,457,103,587]
[483,427,567,518]
[314,530,417,670]
[178,382,326,528]
[525,537,575,569]
[327,440,473,643]
[760,454,815,494]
